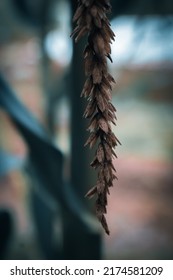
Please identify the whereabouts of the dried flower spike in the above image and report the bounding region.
[71,0,120,235]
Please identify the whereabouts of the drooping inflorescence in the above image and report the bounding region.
[71,0,120,235]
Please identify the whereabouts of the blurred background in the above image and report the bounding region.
[0,0,173,260]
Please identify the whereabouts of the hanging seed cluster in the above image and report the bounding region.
[71,0,120,235]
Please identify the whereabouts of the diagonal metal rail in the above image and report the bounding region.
[0,74,101,259]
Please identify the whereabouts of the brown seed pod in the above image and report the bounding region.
[71,0,119,235]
